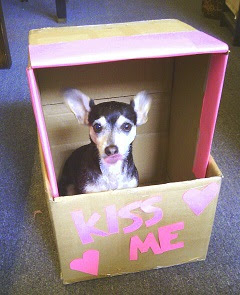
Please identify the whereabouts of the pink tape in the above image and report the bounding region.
[26,68,59,198]
[29,31,229,69]
[193,53,228,178]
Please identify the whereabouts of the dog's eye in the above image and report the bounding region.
[93,123,102,133]
[121,123,132,132]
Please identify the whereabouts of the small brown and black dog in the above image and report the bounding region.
[58,89,152,196]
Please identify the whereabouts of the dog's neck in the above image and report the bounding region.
[83,142,137,193]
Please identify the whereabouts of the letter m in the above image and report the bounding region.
[130,233,162,261]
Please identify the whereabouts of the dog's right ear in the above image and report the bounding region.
[131,91,152,125]
[63,89,94,125]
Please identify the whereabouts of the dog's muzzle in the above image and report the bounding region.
[104,145,122,164]
[105,145,118,156]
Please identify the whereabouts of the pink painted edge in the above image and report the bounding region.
[193,53,229,178]
[29,30,229,69]
[26,68,59,198]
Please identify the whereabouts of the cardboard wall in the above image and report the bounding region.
[38,128,222,284]
[48,158,221,283]
[167,54,210,182]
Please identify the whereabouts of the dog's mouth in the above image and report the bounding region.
[104,154,123,164]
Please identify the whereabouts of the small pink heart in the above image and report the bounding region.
[182,182,220,216]
[70,250,99,276]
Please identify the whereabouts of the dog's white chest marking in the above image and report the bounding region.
[84,160,137,193]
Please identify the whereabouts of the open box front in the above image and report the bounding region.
[27,20,228,284]
[36,54,211,187]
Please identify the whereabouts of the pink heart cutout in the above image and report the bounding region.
[182,182,220,216]
[70,250,99,276]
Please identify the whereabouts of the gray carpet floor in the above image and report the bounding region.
[0,0,240,294]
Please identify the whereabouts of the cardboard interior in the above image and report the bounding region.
[36,54,210,192]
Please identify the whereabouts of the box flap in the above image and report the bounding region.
[28,20,228,68]
[29,19,195,45]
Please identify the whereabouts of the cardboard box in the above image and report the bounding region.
[27,20,228,284]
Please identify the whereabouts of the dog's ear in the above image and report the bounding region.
[131,91,152,125]
[64,89,94,125]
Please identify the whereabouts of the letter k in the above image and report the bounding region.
[71,210,109,244]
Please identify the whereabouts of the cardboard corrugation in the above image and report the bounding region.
[28,20,227,284]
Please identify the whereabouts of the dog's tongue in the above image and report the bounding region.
[104,154,122,164]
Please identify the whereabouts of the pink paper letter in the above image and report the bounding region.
[130,232,162,260]
[105,205,119,234]
[141,196,163,227]
[71,210,108,244]
[118,201,143,234]
[158,222,184,252]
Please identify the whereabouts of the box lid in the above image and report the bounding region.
[28,19,228,69]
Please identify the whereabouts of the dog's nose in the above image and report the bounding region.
[105,145,118,156]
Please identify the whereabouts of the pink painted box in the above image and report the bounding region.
[27,20,228,284]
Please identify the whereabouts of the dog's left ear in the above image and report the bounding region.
[131,91,152,125]
[64,89,94,125]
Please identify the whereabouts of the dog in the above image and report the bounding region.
[58,89,152,196]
